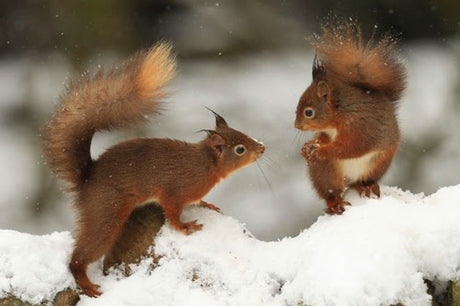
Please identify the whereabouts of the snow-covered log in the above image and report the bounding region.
[1,185,460,305]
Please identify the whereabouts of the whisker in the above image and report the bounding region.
[259,161,275,173]
[302,132,311,145]
[256,160,274,195]
[261,154,277,167]
[255,136,279,170]
[295,131,312,149]
[293,130,307,148]
[292,130,300,145]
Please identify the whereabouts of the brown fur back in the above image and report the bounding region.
[313,19,406,102]
[43,43,176,191]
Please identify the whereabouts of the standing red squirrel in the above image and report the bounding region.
[295,21,406,214]
[43,43,265,297]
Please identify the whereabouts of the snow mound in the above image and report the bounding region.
[2,185,460,306]
[0,231,74,304]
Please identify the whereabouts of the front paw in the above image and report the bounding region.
[199,200,222,214]
[301,140,320,164]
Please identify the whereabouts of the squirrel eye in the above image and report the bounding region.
[234,144,246,156]
[304,107,315,119]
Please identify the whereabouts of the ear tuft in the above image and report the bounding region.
[198,129,216,136]
[312,53,325,80]
[205,107,229,129]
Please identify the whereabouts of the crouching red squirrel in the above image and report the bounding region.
[295,20,406,214]
[43,43,265,297]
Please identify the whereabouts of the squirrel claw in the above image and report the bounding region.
[325,198,350,215]
[199,200,222,214]
[79,283,101,298]
[352,182,381,198]
[181,220,203,235]
[301,140,320,164]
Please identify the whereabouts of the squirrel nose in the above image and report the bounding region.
[257,144,265,157]
[294,121,302,129]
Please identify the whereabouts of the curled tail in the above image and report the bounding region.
[43,43,176,191]
[312,19,406,102]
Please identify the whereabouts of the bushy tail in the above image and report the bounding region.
[43,43,176,191]
[312,19,406,102]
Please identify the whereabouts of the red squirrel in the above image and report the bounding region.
[295,20,406,214]
[43,43,265,297]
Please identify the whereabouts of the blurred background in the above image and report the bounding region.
[0,0,459,241]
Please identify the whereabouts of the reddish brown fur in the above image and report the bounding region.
[312,20,406,102]
[295,20,406,214]
[43,44,264,297]
[43,43,175,191]
[102,204,165,276]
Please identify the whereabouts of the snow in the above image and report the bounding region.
[0,231,74,304]
[1,185,460,305]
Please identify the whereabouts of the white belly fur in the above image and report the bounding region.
[340,151,378,184]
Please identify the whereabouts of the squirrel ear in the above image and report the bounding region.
[316,81,330,99]
[209,133,226,158]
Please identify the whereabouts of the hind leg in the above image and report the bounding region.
[70,195,136,297]
[350,148,396,198]
[308,158,350,215]
[351,181,381,198]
